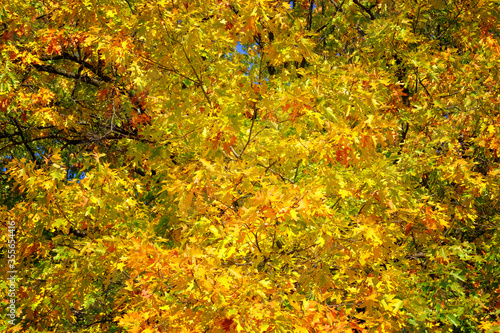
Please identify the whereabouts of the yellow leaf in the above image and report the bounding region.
[209,224,220,236]
[228,267,242,279]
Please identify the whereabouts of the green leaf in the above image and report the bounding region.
[446,314,460,327]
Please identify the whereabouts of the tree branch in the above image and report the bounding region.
[32,63,103,87]
[179,45,212,109]
[11,117,38,164]
[40,52,113,83]
[353,0,376,20]
[239,111,256,158]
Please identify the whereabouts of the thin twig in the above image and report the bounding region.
[54,201,76,227]
[257,163,295,184]
[253,231,262,253]
[180,45,212,108]
[239,116,255,158]
[293,160,301,183]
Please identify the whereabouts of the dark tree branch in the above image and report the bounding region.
[405,252,427,260]
[11,117,38,164]
[329,0,345,13]
[32,63,103,87]
[306,0,315,31]
[40,52,113,83]
[353,0,376,20]
[394,121,410,165]
[0,131,21,139]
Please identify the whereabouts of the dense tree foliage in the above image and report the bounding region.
[1,0,500,332]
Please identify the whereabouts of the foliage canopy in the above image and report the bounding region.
[1,0,500,332]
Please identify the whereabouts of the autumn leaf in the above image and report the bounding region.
[1,0,499,332]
